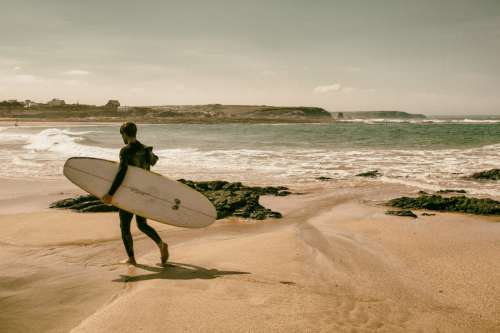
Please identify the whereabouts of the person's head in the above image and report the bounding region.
[120,122,137,144]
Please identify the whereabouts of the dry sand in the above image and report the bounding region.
[0,178,499,332]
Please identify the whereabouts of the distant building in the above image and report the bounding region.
[24,100,40,108]
[104,99,120,110]
[118,106,131,112]
[0,99,23,108]
[47,98,66,106]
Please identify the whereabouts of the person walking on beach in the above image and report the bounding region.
[101,122,169,265]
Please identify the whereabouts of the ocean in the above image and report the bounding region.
[1,120,499,197]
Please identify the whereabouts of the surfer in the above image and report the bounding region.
[102,122,169,265]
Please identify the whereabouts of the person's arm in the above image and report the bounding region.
[102,147,129,202]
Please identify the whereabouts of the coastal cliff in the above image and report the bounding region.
[333,111,426,119]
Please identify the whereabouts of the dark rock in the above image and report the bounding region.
[468,169,500,181]
[315,176,333,181]
[49,194,97,208]
[437,189,467,194]
[248,185,290,196]
[279,281,296,285]
[418,191,429,195]
[356,170,381,178]
[387,195,500,215]
[81,204,119,213]
[421,213,436,216]
[51,180,289,220]
[177,180,289,220]
[385,210,418,218]
[50,194,119,212]
[221,182,243,191]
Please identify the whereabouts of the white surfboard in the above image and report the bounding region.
[63,157,217,228]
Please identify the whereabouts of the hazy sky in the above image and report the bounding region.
[1,0,499,114]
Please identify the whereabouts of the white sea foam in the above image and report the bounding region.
[337,118,500,124]
[149,144,500,196]
[22,128,113,157]
[0,130,32,142]
[459,119,500,123]
[0,128,115,178]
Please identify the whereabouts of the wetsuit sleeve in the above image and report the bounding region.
[146,146,159,166]
[107,147,129,196]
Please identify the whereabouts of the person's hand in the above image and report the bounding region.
[101,194,113,204]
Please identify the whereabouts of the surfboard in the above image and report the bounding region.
[63,157,217,228]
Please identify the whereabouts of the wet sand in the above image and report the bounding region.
[0,178,499,332]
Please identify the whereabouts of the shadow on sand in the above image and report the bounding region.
[112,262,250,283]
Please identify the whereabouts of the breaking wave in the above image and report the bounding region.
[337,118,500,124]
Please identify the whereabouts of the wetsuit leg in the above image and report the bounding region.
[136,215,161,244]
[119,209,135,258]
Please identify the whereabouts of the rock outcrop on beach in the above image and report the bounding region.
[177,179,287,219]
[356,170,382,178]
[436,189,467,194]
[315,176,333,181]
[50,180,289,220]
[50,195,118,213]
[385,210,417,218]
[467,169,500,181]
[387,194,500,215]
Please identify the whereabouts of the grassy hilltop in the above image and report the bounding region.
[0,102,333,123]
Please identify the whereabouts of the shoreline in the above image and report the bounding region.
[3,118,500,126]
[0,178,499,332]
[0,117,336,125]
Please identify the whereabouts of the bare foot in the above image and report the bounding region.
[159,242,169,265]
[120,257,137,265]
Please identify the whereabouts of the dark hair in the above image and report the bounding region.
[120,122,137,137]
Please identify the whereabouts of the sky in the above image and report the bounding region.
[0,0,499,115]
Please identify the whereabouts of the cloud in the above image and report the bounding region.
[260,70,277,77]
[313,83,369,94]
[12,74,39,83]
[63,79,88,86]
[63,69,90,75]
[340,66,361,73]
[128,87,145,94]
[314,83,342,93]
[341,86,355,93]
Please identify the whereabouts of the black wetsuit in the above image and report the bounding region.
[108,141,161,258]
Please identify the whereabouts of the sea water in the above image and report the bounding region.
[0,120,499,196]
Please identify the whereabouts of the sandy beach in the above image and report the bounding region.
[0,177,498,333]
[3,0,500,331]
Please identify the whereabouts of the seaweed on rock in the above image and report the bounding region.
[387,194,500,215]
[467,169,500,181]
